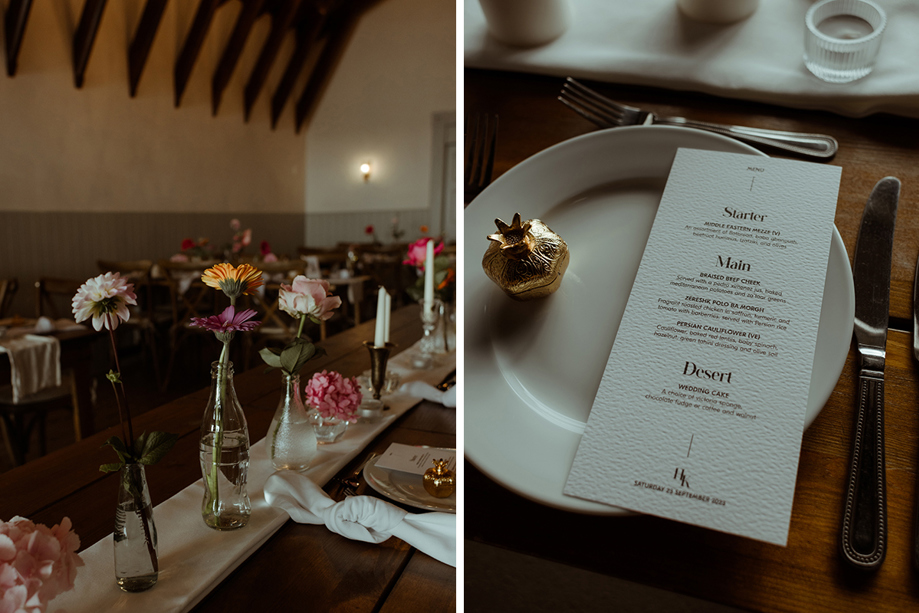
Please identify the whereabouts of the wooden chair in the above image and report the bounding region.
[97,260,163,389]
[0,278,80,466]
[158,260,226,390]
[0,279,17,318]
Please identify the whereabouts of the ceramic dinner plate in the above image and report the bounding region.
[363,453,457,513]
[464,126,854,515]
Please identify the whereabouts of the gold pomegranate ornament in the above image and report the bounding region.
[482,213,569,300]
[422,458,455,498]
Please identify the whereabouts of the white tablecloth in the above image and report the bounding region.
[50,342,455,613]
[464,0,919,118]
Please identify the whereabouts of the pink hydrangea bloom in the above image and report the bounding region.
[403,238,443,269]
[71,272,137,331]
[278,277,341,322]
[0,516,83,613]
[305,371,363,422]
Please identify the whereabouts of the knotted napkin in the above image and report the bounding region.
[264,471,456,567]
[398,381,456,407]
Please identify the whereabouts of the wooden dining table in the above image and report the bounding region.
[465,67,919,612]
[0,303,456,612]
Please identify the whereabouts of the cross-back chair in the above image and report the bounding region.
[0,278,82,466]
[96,259,162,389]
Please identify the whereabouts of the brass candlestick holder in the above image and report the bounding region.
[361,341,395,420]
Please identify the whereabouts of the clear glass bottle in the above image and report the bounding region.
[268,372,318,471]
[200,360,251,530]
[114,463,158,592]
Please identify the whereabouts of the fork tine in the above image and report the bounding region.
[565,77,639,116]
[559,88,621,127]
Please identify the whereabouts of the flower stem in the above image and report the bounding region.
[106,315,133,448]
[206,341,230,518]
[296,314,306,339]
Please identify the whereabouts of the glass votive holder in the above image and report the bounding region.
[804,0,886,84]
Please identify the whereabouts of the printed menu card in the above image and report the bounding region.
[564,149,841,545]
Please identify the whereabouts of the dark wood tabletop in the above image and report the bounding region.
[0,304,456,612]
[465,67,919,612]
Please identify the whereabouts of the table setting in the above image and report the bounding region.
[0,257,456,612]
[465,1,919,605]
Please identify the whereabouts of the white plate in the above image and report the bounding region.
[464,126,854,515]
[363,454,457,513]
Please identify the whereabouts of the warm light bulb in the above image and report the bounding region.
[360,163,371,181]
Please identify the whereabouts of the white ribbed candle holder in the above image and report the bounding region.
[804,0,886,83]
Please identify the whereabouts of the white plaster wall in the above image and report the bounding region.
[304,0,456,217]
[0,0,306,214]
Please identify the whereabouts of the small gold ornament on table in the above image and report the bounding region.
[423,458,456,498]
[483,212,569,300]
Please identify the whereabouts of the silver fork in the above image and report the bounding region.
[559,77,838,160]
[464,113,498,204]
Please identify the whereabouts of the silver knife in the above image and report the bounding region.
[841,176,900,570]
[912,253,919,572]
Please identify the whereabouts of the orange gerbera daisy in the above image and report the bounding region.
[201,263,263,301]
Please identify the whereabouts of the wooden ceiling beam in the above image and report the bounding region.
[72,0,108,88]
[174,0,223,107]
[294,4,360,133]
[128,0,169,97]
[268,3,326,129]
[4,0,33,77]
[242,0,301,122]
[211,0,267,116]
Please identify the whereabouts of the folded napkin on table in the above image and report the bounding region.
[398,381,456,408]
[265,471,456,567]
[465,0,919,118]
[0,334,61,403]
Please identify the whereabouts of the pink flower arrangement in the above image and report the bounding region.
[403,237,444,270]
[0,516,83,613]
[305,371,362,423]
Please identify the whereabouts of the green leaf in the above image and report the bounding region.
[138,431,179,466]
[280,337,321,374]
[102,436,131,464]
[259,347,282,369]
[99,462,124,473]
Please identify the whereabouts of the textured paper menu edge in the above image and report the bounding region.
[563,149,842,545]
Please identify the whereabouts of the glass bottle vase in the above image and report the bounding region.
[114,463,158,592]
[268,372,318,471]
[200,360,251,530]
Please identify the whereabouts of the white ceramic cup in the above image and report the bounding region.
[478,0,572,47]
[677,0,760,24]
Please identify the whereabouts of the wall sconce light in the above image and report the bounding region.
[360,162,371,182]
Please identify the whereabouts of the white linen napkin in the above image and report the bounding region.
[0,335,61,403]
[264,471,456,567]
[465,0,919,118]
[398,381,456,408]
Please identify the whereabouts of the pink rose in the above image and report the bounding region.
[278,276,342,322]
[305,371,362,422]
[263,252,278,263]
[402,238,443,269]
[241,228,252,247]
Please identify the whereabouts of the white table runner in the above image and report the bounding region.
[50,343,455,613]
[464,0,919,118]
